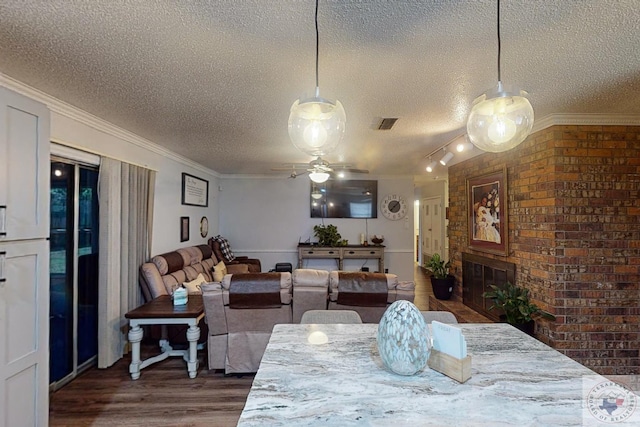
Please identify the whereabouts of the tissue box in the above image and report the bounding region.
[173,287,188,306]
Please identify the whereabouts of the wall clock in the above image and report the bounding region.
[381,194,408,220]
[200,216,209,238]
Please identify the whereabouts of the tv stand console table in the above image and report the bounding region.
[297,244,385,272]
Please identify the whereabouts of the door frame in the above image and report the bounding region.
[49,154,100,390]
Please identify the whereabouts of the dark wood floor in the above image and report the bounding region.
[49,265,433,426]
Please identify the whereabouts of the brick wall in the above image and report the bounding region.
[448,125,640,375]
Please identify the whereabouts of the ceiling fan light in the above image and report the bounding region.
[289,96,346,157]
[309,170,330,183]
[467,82,533,152]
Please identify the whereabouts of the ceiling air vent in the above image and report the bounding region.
[378,118,398,130]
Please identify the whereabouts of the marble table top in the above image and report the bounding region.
[237,323,638,426]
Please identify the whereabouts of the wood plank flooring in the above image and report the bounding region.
[49,265,434,426]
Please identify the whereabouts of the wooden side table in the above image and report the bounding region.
[124,295,204,380]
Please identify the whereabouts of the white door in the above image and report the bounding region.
[0,240,49,427]
[0,87,50,241]
[421,196,444,261]
[0,87,50,427]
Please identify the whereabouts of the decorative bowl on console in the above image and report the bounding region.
[371,235,384,245]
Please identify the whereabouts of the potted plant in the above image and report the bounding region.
[483,282,555,335]
[424,253,454,300]
[313,224,348,247]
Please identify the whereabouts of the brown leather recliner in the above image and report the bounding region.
[208,236,261,273]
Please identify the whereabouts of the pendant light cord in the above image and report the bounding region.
[497,0,501,83]
[315,0,320,91]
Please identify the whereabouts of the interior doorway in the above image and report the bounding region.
[420,195,445,263]
[49,159,99,389]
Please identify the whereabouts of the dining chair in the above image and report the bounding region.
[300,309,363,324]
[420,310,458,324]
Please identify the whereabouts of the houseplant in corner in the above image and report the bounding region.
[483,282,555,335]
[424,253,454,300]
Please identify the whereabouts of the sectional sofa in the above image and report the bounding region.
[138,245,415,374]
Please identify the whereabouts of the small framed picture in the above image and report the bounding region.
[180,216,189,242]
[466,167,508,256]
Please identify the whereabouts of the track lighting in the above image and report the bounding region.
[456,141,472,152]
[439,149,454,166]
[426,158,437,173]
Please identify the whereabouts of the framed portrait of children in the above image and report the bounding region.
[466,167,508,256]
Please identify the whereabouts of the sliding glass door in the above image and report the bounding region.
[50,160,99,388]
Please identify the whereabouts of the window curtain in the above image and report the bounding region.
[97,157,156,368]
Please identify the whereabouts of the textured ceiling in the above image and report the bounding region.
[1,0,639,178]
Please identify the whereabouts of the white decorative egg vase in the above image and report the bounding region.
[377,300,431,375]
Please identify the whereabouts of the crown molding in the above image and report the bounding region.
[3,73,639,179]
[0,73,219,177]
[532,113,640,133]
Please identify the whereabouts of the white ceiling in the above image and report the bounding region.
[1,0,640,178]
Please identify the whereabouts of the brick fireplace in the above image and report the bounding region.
[448,125,640,376]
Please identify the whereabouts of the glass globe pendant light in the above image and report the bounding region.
[288,0,346,157]
[467,0,533,153]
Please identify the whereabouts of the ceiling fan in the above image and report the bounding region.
[272,156,369,180]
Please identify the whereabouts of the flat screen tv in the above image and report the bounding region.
[310,180,378,218]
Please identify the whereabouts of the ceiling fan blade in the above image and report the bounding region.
[330,168,369,176]
[287,170,309,179]
[329,163,369,174]
[271,163,312,172]
[343,168,369,174]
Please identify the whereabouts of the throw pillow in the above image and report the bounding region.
[212,261,227,282]
[213,235,236,262]
[183,273,207,294]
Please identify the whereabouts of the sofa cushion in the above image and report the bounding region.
[335,272,388,307]
[152,251,185,275]
[227,264,250,275]
[197,244,216,261]
[221,272,292,305]
[229,273,283,309]
[329,271,400,303]
[293,268,330,287]
[178,246,202,265]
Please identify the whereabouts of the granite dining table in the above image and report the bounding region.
[237,323,638,426]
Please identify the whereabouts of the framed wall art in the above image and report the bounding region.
[180,216,190,242]
[466,167,508,256]
[181,173,209,207]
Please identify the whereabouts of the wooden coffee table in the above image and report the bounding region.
[125,295,204,380]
